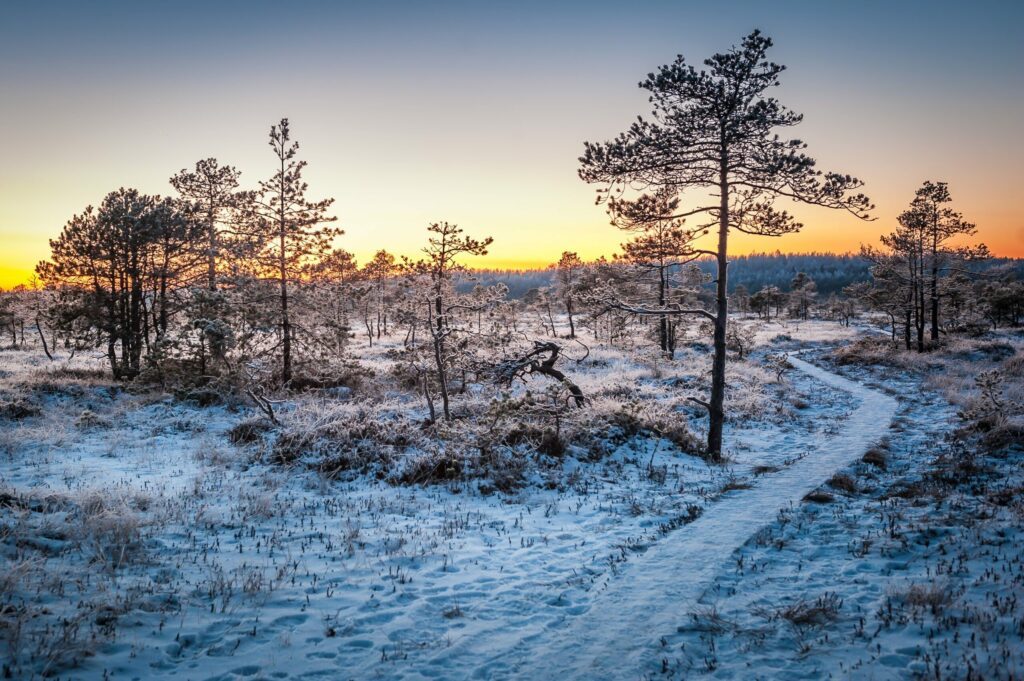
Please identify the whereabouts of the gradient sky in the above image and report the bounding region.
[1,0,1021,288]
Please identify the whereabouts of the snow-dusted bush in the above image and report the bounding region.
[889,580,958,615]
[571,394,701,457]
[271,402,422,478]
[775,592,843,627]
[0,398,40,420]
[393,446,468,486]
[833,337,901,366]
[287,361,374,395]
[227,416,275,445]
[957,369,1024,451]
[74,491,147,570]
[74,409,111,430]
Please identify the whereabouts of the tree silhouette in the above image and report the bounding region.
[251,118,340,384]
[363,250,397,339]
[410,222,493,421]
[612,188,707,357]
[579,30,872,459]
[169,158,246,292]
[555,251,583,339]
[869,181,984,351]
[788,271,816,319]
[899,181,984,342]
[37,189,198,379]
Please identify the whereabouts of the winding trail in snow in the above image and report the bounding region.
[480,355,899,680]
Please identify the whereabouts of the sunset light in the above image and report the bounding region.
[1,2,1021,290]
[1,3,1022,680]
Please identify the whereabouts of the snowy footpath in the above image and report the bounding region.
[482,356,899,679]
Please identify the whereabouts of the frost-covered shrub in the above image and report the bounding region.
[227,417,275,445]
[272,403,422,478]
[268,395,539,488]
[862,446,888,470]
[481,392,569,453]
[74,492,146,570]
[179,385,228,407]
[28,367,107,384]
[412,394,563,490]
[889,580,957,614]
[833,337,899,366]
[802,489,835,504]
[957,369,1024,451]
[474,447,529,492]
[386,358,422,392]
[1002,353,1024,377]
[501,426,564,458]
[723,362,772,419]
[74,409,111,430]
[826,472,857,494]
[0,398,40,420]
[236,491,276,520]
[288,362,374,394]
[393,447,465,486]
[574,396,702,456]
[726,322,758,359]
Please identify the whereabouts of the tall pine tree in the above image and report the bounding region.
[579,31,873,458]
[251,119,340,384]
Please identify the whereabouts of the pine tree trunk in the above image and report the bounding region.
[916,243,926,352]
[199,335,207,377]
[36,314,53,361]
[905,309,912,351]
[422,372,436,422]
[129,258,144,377]
[108,335,118,379]
[930,235,939,341]
[208,208,217,291]
[917,283,925,353]
[279,225,291,384]
[707,159,729,462]
[432,293,451,421]
[158,264,169,340]
[658,266,669,356]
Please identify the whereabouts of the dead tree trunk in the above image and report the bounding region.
[494,341,585,408]
[36,314,54,361]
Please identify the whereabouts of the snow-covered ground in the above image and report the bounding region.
[483,356,898,680]
[658,343,1024,679]
[1,320,1021,680]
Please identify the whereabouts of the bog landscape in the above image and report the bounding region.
[1,3,1022,680]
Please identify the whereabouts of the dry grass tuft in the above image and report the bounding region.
[74,491,147,570]
[890,580,957,614]
[826,472,858,494]
[0,399,41,421]
[802,489,835,504]
[719,476,752,494]
[862,447,888,470]
[227,417,275,445]
[777,592,843,627]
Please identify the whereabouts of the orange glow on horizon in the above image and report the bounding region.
[2,180,1022,291]
[3,2,1022,291]
[2,210,1020,291]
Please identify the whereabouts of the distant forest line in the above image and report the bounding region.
[463,253,1024,299]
